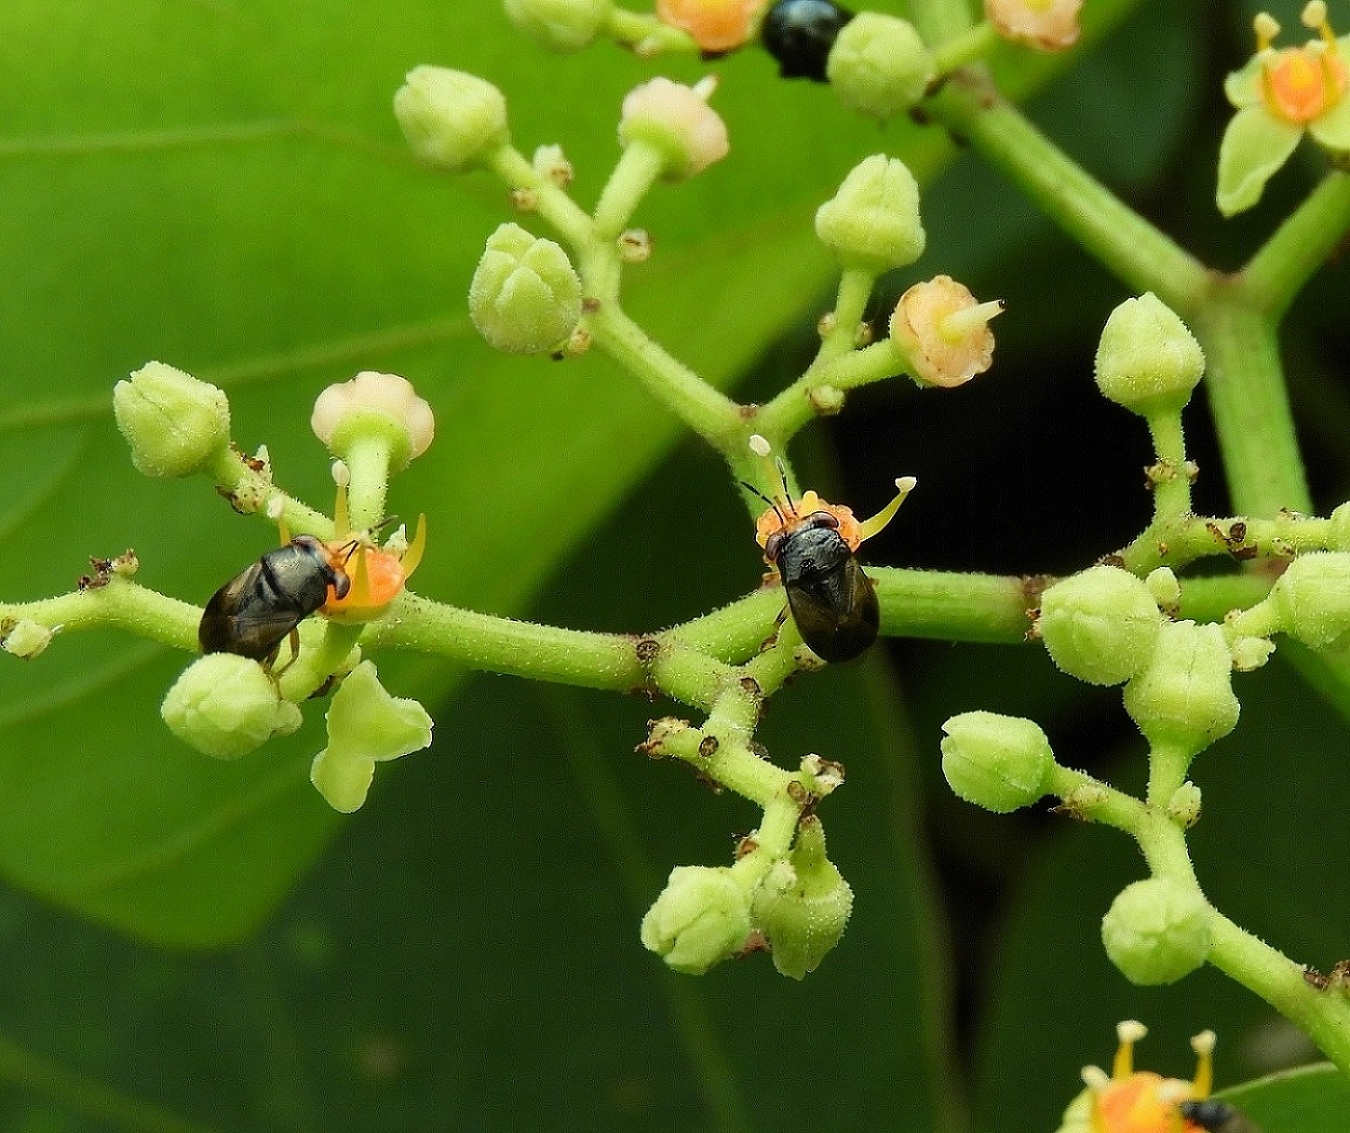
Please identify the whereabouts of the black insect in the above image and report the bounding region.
[199,535,351,662]
[761,0,855,82]
[1178,1099,1261,1133]
[763,509,878,663]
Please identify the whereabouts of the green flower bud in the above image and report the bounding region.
[1038,565,1163,686]
[394,66,509,172]
[814,155,925,274]
[1123,621,1239,758]
[469,223,583,354]
[751,817,853,980]
[640,865,752,975]
[1166,781,1203,827]
[162,654,302,761]
[1094,293,1205,416]
[940,711,1054,813]
[1,619,54,659]
[1230,635,1275,672]
[1101,877,1211,985]
[1327,502,1350,551]
[1268,552,1350,651]
[504,0,612,51]
[113,361,230,478]
[311,661,433,813]
[1145,566,1181,613]
[826,14,934,120]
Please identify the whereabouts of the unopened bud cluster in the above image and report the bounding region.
[642,813,853,978]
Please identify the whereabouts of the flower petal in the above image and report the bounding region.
[1310,93,1350,152]
[1222,52,1267,110]
[1216,105,1302,216]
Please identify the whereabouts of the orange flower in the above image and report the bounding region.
[655,0,767,52]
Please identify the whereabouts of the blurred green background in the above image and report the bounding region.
[1,0,1348,1129]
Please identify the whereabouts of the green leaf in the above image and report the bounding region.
[1221,1063,1350,1132]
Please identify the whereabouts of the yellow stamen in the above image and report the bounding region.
[1189,1030,1216,1099]
[347,543,371,608]
[1303,1,1334,45]
[1113,1020,1147,1078]
[1255,12,1281,53]
[333,479,351,539]
[400,514,428,580]
[857,476,918,543]
[277,517,292,546]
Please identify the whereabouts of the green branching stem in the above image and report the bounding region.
[1190,292,1312,516]
[926,75,1210,312]
[1046,764,1350,1072]
[1145,410,1192,522]
[1242,170,1350,319]
[207,447,333,539]
[485,145,594,250]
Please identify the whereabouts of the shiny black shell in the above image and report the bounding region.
[768,513,878,663]
[199,535,350,661]
[1177,1101,1259,1133]
[761,0,854,82]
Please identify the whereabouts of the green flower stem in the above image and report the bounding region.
[592,142,667,243]
[667,588,786,663]
[367,592,646,690]
[871,567,1034,643]
[607,8,699,53]
[276,621,363,702]
[1145,739,1195,811]
[338,433,391,533]
[822,267,879,363]
[740,619,807,698]
[1222,600,1281,643]
[931,21,999,74]
[732,792,804,885]
[485,145,595,250]
[1242,170,1350,318]
[1191,294,1313,516]
[1044,763,1150,834]
[0,577,199,653]
[1178,574,1274,623]
[1205,911,1350,1073]
[207,447,333,538]
[757,339,901,440]
[1145,410,1191,521]
[909,0,976,43]
[1118,511,1328,575]
[588,303,744,452]
[927,76,1209,311]
[655,647,742,714]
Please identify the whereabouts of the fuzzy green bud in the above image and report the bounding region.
[162,654,302,760]
[1230,635,1275,672]
[394,66,509,172]
[504,0,612,51]
[940,711,1054,813]
[1123,621,1239,758]
[1268,552,1350,652]
[1094,293,1204,416]
[113,362,230,478]
[641,865,752,975]
[1,619,54,659]
[1101,877,1211,985]
[751,817,853,980]
[1166,781,1203,827]
[1328,502,1350,551]
[1038,565,1163,686]
[826,14,934,119]
[1145,566,1181,612]
[311,661,433,813]
[469,223,583,355]
[814,155,925,274]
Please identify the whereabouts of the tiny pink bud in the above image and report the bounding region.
[311,371,435,471]
[985,0,1083,51]
[619,76,730,180]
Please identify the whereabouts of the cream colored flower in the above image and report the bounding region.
[888,276,1001,388]
[985,0,1082,52]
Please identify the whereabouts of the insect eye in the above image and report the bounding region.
[805,510,839,530]
[330,571,352,600]
[765,530,786,561]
